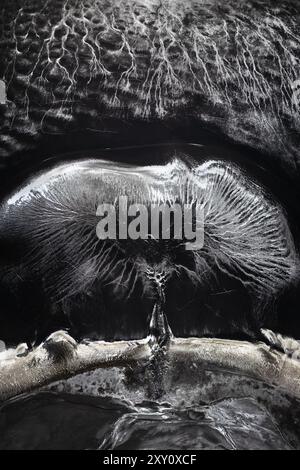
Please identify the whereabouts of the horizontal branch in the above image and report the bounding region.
[0,331,300,402]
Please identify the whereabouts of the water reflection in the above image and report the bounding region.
[0,392,292,450]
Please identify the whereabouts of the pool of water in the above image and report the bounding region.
[0,391,293,450]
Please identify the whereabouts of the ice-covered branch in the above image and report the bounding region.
[1,331,300,403]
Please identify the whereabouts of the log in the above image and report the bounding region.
[1,331,300,402]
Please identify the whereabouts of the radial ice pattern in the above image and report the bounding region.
[1,158,298,305]
[190,161,298,300]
